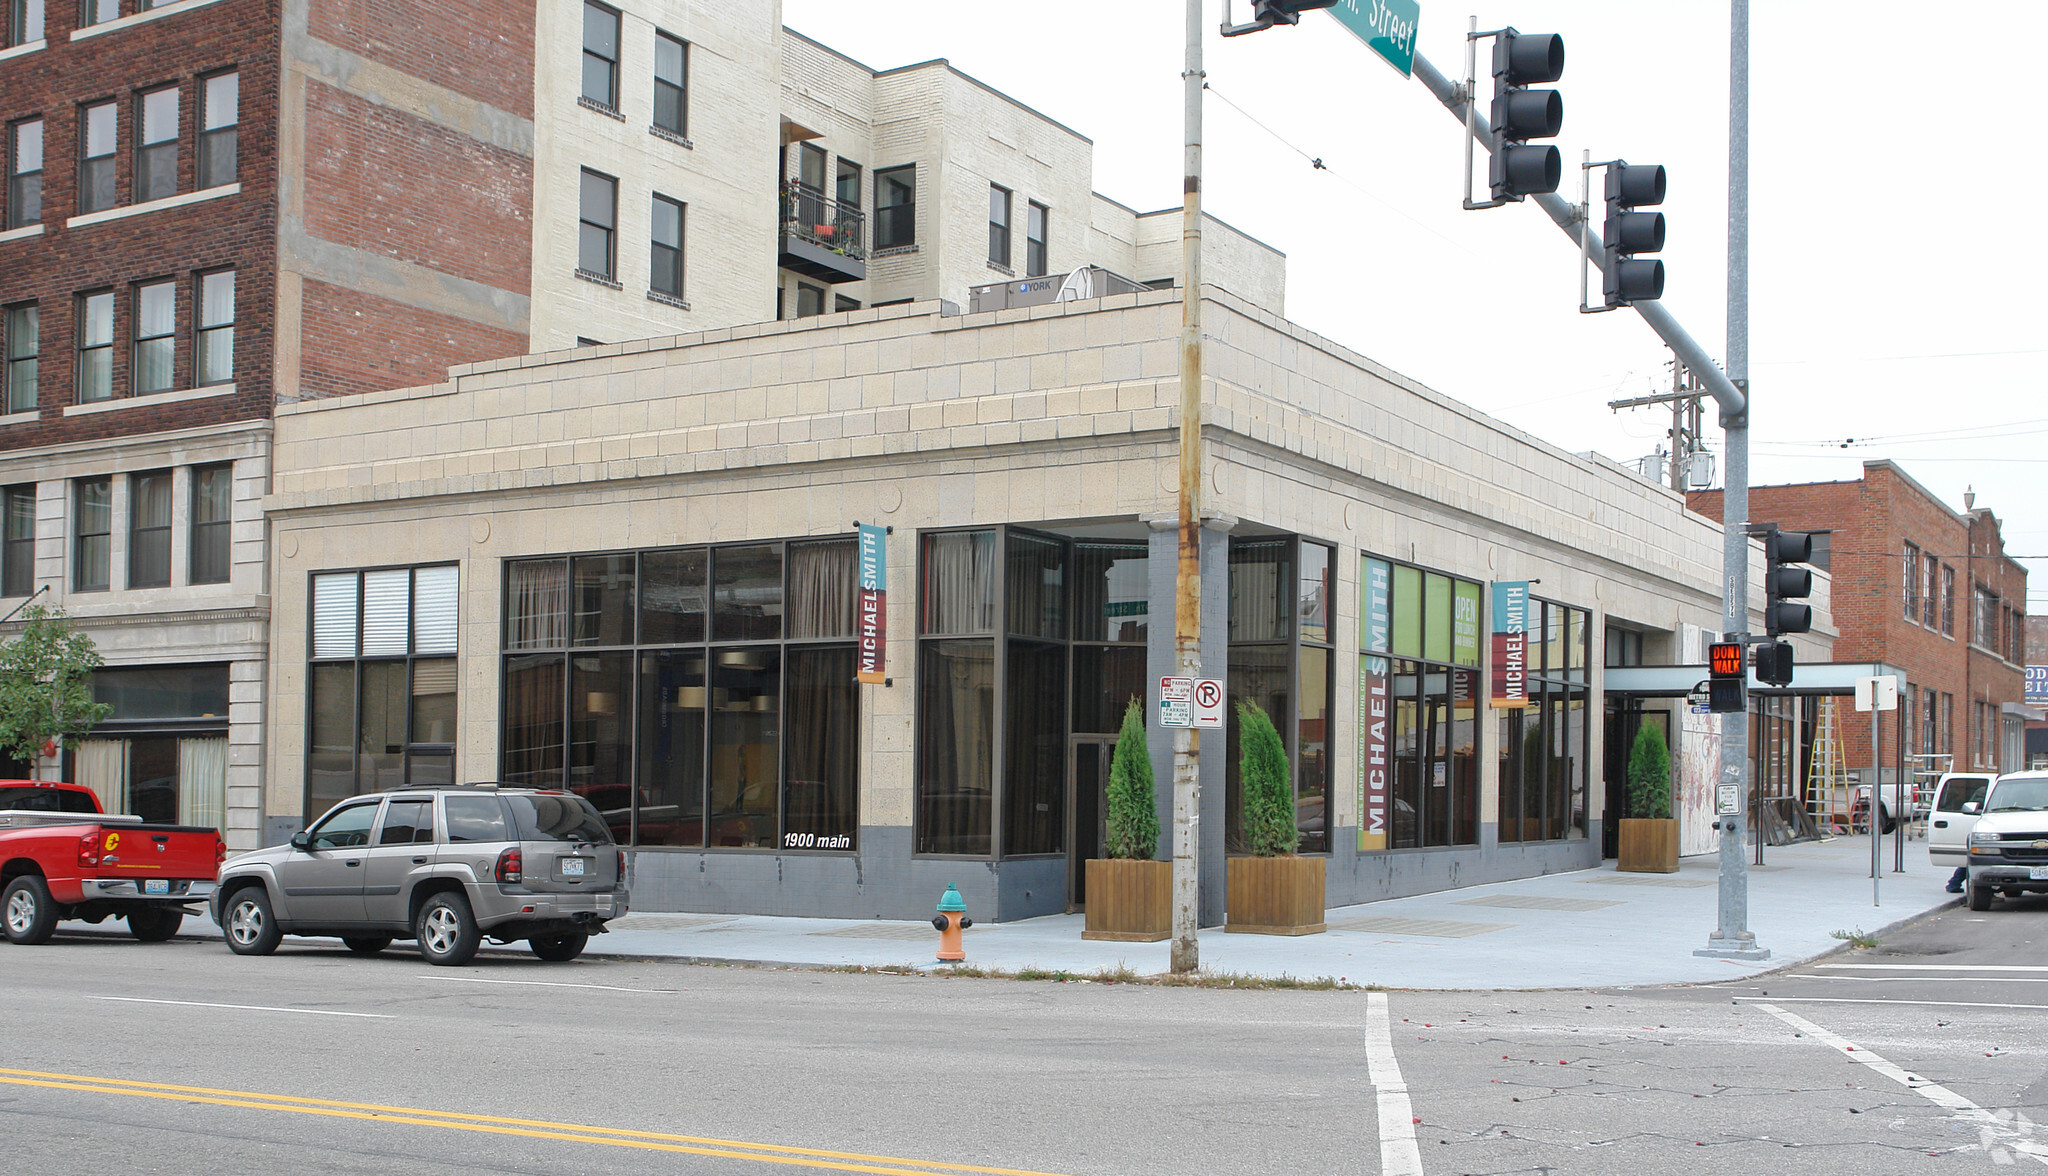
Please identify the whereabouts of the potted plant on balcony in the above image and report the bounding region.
[1617,721,1679,873]
[1084,699,1170,941]
[1226,700,1326,935]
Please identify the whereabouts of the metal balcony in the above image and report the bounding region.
[778,181,866,284]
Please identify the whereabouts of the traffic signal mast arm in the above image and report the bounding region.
[1410,51,1747,426]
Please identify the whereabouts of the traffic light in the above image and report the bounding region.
[1603,163,1666,307]
[1764,528,1815,636]
[1490,30,1565,201]
[1248,0,1337,27]
[1755,640,1795,687]
[1708,640,1746,714]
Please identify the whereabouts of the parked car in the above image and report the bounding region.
[1850,776,1929,835]
[0,779,223,944]
[1962,770,2048,911]
[212,785,628,965]
[1927,771,1997,876]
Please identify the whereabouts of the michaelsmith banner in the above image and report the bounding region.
[1491,580,1529,709]
[857,524,886,684]
[1358,557,1391,852]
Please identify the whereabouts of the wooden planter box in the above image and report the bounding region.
[1082,858,1171,942]
[1225,855,1326,935]
[1617,817,1680,873]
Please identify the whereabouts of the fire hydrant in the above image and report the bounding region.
[931,883,972,961]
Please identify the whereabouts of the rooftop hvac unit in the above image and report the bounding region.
[967,266,1146,314]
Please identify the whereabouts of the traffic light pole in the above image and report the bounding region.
[1409,16,1767,958]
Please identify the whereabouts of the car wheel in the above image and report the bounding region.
[342,936,392,955]
[529,932,588,962]
[1967,876,1994,912]
[128,909,183,942]
[223,886,283,955]
[2,876,60,945]
[415,893,480,966]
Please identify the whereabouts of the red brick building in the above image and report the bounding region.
[0,0,535,840]
[1689,462,2030,783]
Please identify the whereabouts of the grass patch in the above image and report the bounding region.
[1830,927,1879,949]
[818,960,1371,990]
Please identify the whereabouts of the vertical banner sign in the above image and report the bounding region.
[1358,558,1392,852]
[857,524,886,684]
[1490,581,1530,709]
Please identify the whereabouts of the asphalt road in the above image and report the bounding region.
[1,899,2042,1175]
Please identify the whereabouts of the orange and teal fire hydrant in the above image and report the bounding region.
[931,883,972,961]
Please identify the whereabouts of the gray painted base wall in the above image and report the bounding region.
[1325,822,1605,907]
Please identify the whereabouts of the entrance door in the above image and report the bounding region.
[1067,738,1116,909]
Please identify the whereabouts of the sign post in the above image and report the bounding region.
[1855,674,1898,907]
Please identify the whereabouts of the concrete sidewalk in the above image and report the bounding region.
[156,833,1952,990]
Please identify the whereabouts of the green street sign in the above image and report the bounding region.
[1329,0,1420,78]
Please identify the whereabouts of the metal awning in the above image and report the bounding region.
[1605,660,1910,699]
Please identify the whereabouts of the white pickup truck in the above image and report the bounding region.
[1926,771,1998,873]
[1960,771,2048,910]
[1850,776,1932,835]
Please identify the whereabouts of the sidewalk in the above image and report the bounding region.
[161,834,1954,990]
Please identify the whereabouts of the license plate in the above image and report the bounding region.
[144,879,169,895]
[2029,867,2048,881]
[561,857,586,877]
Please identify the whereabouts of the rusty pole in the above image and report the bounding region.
[1169,0,1204,975]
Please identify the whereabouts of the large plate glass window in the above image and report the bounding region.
[306,565,459,817]
[1359,555,1481,852]
[1495,596,1588,843]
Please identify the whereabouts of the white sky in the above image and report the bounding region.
[781,1,2048,616]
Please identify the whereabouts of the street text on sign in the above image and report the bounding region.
[1329,0,1421,78]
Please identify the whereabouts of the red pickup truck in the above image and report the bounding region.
[0,779,224,944]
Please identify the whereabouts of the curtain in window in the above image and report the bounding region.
[915,640,993,854]
[921,531,995,635]
[788,540,856,639]
[784,646,857,848]
[76,738,126,814]
[503,653,565,787]
[178,737,227,829]
[1005,532,1063,640]
[508,560,568,650]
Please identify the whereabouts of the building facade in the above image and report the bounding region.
[263,286,1833,922]
[1689,464,2031,790]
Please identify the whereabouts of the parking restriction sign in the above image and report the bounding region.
[1193,678,1224,728]
[1159,676,1193,727]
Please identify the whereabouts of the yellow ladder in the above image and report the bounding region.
[1807,696,1853,833]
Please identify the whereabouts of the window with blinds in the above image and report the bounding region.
[305,565,460,814]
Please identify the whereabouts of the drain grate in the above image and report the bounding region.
[1583,875,1715,889]
[607,914,736,932]
[1327,916,1512,938]
[1454,895,1624,912]
[810,922,956,942]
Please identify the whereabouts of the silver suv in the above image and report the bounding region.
[212,785,628,965]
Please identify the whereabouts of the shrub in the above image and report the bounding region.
[1238,699,1297,856]
[1626,722,1672,820]
[1104,698,1159,860]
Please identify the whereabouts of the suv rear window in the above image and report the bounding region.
[444,794,510,842]
[0,786,98,813]
[505,793,613,844]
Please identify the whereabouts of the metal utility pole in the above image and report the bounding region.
[1698,0,1765,959]
[1170,0,1205,975]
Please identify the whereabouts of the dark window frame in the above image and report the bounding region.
[197,69,237,190]
[75,289,113,403]
[195,267,233,385]
[1025,200,1048,276]
[130,277,174,395]
[7,116,41,230]
[2,483,33,598]
[78,99,116,214]
[189,461,230,584]
[73,475,110,592]
[987,183,1011,268]
[3,301,35,414]
[652,31,688,137]
[581,1,621,109]
[134,85,178,204]
[874,164,914,250]
[577,168,617,280]
[79,0,116,27]
[649,194,684,298]
[7,0,45,47]
[125,468,171,588]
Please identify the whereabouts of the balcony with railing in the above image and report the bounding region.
[778,181,866,284]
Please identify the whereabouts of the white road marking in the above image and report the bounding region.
[418,976,678,994]
[1792,975,2048,984]
[1814,963,2048,972]
[92,997,393,1019]
[1754,1002,2048,1165]
[1740,996,2048,1011]
[1365,992,1424,1176]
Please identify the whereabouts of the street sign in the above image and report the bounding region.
[1328,0,1420,78]
[1193,678,1225,728]
[1686,681,1711,714]
[1854,675,1898,712]
[1160,675,1193,728]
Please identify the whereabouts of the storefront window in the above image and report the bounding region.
[1497,598,1590,843]
[501,540,855,849]
[1360,556,1482,852]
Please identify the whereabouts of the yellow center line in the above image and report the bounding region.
[0,1068,1069,1176]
